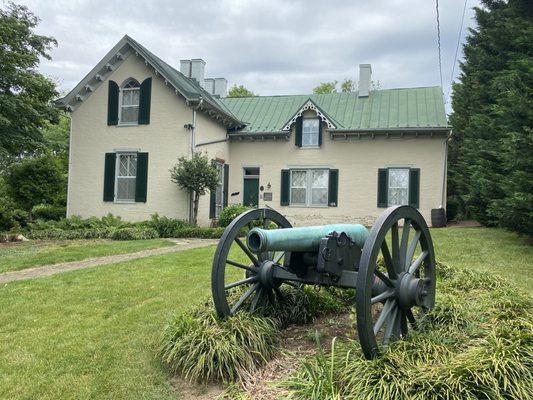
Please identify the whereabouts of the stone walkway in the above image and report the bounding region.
[0,239,218,284]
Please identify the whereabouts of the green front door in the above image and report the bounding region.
[243,178,259,207]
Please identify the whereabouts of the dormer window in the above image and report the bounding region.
[119,79,140,125]
[302,118,320,147]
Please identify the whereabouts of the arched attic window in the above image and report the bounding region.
[119,78,140,124]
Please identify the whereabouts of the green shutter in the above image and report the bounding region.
[295,117,302,147]
[107,81,119,125]
[209,190,216,218]
[103,153,116,201]
[223,164,229,208]
[377,168,388,208]
[138,78,152,125]
[328,169,339,207]
[318,120,323,146]
[409,168,420,208]
[135,153,149,202]
[280,169,290,206]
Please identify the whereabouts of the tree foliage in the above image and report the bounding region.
[313,79,381,94]
[313,80,338,94]
[5,156,66,215]
[448,0,532,235]
[169,152,219,225]
[0,2,58,162]
[227,84,256,98]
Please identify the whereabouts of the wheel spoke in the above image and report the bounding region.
[383,305,399,345]
[263,218,270,229]
[274,251,286,264]
[225,276,257,290]
[226,259,254,272]
[373,298,395,335]
[391,222,400,273]
[408,250,428,274]
[405,230,421,271]
[371,290,395,305]
[234,237,259,267]
[231,283,259,314]
[406,308,417,329]
[374,269,395,288]
[380,241,397,279]
[250,287,262,312]
[399,220,411,272]
[400,310,408,336]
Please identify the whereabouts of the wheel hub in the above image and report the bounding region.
[397,272,427,308]
[257,260,278,288]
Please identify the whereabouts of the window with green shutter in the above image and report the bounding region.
[377,168,420,208]
[103,152,148,203]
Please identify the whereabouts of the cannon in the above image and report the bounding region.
[211,205,436,359]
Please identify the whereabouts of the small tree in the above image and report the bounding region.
[228,84,256,98]
[169,152,219,226]
[313,81,338,94]
[5,155,66,217]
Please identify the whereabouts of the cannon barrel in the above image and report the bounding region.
[247,224,369,253]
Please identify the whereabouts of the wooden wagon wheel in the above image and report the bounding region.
[356,205,436,359]
[211,208,293,318]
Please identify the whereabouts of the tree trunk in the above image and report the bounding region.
[192,191,200,226]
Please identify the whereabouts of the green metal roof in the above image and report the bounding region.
[217,87,448,133]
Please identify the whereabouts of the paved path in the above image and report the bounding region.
[0,239,218,284]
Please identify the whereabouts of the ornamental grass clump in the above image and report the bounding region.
[160,307,278,383]
[282,262,533,400]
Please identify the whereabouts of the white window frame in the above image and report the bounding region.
[289,168,329,207]
[387,168,410,207]
[115,153,137,203]
[118,79,140,126]
[302,118,320,148]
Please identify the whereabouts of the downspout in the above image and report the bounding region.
[440,131,450,209]
[65,112,73,217]
[186,98,203,224]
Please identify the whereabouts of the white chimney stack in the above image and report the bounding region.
[358,64,372,97]
[204,78,215,94]
[180,59,191,77]
[214,77,227,97]
[190,59,206,87]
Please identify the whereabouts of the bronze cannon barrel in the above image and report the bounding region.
[246,224,369,253]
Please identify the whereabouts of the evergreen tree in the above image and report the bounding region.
[448,0,532,235]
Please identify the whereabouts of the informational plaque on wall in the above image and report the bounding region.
[263,192,272,201]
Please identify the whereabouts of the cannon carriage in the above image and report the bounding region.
[211,205,436,359]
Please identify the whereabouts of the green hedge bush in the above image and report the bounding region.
[109,227,159,240]
[218,204,251,227]
[31,204,66,221]
[143,213,191,237]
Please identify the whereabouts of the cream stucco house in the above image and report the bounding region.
[57,35,450,227]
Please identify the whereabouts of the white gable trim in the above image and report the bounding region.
[281,100,337,131]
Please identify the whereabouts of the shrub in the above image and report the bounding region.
[218,204,252,228]
[109,227,159,240]
[144,213,190,237]
[161,309,278,383]
[32,204,65,221]
[171,226,225,239]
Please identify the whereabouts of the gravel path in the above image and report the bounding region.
[0,239,217,284]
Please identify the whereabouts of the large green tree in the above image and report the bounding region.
[448,0,532,235]
[227,84,256,98]
[0,2,58,164]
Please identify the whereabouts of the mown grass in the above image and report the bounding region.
[0,239,174,273]
[431,227,532,294]
[0,227,530,399]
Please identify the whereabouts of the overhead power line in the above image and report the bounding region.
[446,0,468,104]
[435,0,444,93]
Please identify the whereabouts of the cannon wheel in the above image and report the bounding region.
[212,208,293,318]
[356,205,436,359]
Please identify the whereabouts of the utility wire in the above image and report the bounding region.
[446,0,468,104]
[435,0,444,93]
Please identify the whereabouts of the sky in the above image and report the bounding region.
[11,0,480,110]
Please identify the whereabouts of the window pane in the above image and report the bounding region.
[121,106,139,123]
[116,178,136,200]
[389,169,409,188]
[291,170,307,187]
[128,155,137,176]
[388,188,408,206]
[311,170,328,188]
[119,157,128,176]
[291,188,306,204]
[130,90,140,106]
[311,188,328,205]
[302,119,319,146]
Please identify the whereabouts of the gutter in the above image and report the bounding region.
[228,131,290,140]
[196,137,229,147]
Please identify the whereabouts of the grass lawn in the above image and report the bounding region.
[0,239,175,274]
[0,227,530,399]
